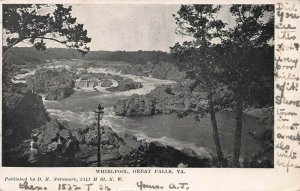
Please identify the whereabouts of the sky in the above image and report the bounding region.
[7,4,235,52]
[71,4,189,52]
[70,5,235,52]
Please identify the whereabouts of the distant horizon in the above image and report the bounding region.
[11,46,171,53]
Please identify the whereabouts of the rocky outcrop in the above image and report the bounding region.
[114,95,157,116]
[24,119,212,167]
[151,62,185,80]
[35,119,79,151]
[79,124,124,146]
[45,86,74,100]
[75,123,211,167]
[27,68,75,100]
[2,90,50,166]
[113,85,181,116]
[5,113,271,167]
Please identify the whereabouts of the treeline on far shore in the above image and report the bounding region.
[7,47,174,65]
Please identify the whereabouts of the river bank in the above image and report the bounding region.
[10,116,272,167]
[8,118,212,167]
[35,115,272,167]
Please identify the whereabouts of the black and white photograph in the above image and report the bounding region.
[2,4,274,167]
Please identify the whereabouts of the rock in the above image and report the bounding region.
[114,95,157,116]
[82,124,123,147]
[45,87,74,100]
[113,85,181,116]
[35,119,80,151]
[27,68,75,100]
[2,91,49,166]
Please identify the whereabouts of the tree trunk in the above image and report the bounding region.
[208,91,224,166]
[233,95,244,167]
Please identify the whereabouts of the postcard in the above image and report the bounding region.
[1,0,299,190]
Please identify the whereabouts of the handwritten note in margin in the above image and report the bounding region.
[275,0,300,172]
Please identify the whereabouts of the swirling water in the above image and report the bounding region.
[43,65,270,157]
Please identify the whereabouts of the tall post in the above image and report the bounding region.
[97,113,101,167]
[95,104,104,167]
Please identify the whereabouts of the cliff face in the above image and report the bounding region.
[151,62,185,80]
[27,68,75,100]
[2,91,49,166]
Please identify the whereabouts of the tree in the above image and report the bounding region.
[3,4,91,55]
[171,4,274,167]
[219,5,274,166]
[170,5,229,166]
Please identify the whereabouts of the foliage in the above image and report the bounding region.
[219,44,274,107]
[3,4,91,54]
[170,5,231,166]
[171,5,274,107]
[7,47,174,66]
[218,5,274,106]
[171,4,274,166]
[227,5,274,47]
[93,50,173,65]
[173,5,226,42]
[171,5,233,121]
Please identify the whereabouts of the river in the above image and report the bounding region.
[38,64,272,159]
